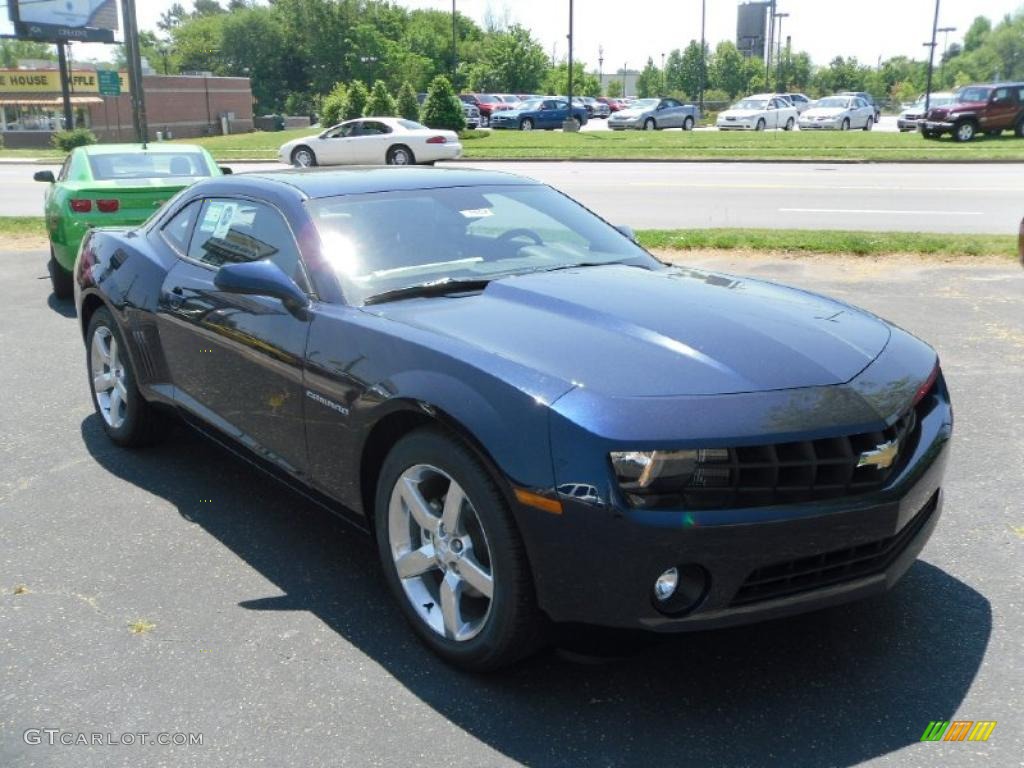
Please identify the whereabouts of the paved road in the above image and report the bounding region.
[2,247,1022,767]
[4,159,1021,234]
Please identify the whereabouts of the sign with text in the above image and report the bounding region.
[7,0,118,43]
[0,69,130,94]
[97,70,121,96]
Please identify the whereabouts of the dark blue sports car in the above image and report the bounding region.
[74,167,952,670]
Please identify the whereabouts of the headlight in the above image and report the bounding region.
[610,448,731,505]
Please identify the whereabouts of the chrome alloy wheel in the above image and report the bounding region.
[292,148,314,167]
[388,464,494,642]
[90,326,127,430]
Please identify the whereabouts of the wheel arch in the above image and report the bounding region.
[79,290,108,339]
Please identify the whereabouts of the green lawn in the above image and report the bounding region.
[3,127,1023,162]
[638,228,1019,259]
[0,216,47,238]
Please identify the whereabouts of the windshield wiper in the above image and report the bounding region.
[523,260,647,275]
[362,278,493,306]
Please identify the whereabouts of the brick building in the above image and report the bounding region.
[0,67,254,148]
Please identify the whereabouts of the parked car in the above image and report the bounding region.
[608,97,700,130]
[838,91,881,123]
[897,93,955,131]
[716,94,798,131]
[462,102,481,130]
[780,92,812,114]
[489,98,589,130]
[34,142,222,299]
[583,96,610,118]
[798,95,875,131]
[596,96,622,113]
[74,166,951,670]
[459,93,502,126]
[279,118,461,167]
[922,82,1024,141]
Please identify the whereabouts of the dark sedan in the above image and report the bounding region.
[488,98,588,130]
[74,168,952,671]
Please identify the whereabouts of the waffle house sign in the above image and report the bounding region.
[0,69,129,93]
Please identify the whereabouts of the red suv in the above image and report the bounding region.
[922,82,1024,142]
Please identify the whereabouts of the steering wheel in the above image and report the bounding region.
[496,228,543,247]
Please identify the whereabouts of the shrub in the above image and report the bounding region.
[396,81,420,122]
[320,82,348,127]
[420,75,464,132]
[365,80,398,117]
[342,81,369,120]
[51,128,97,152]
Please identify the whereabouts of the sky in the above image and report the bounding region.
[3,0,1023,70]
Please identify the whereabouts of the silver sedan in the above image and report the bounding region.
[607,97,700,131]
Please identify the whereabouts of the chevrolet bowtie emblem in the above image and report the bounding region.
[858,439,900,470]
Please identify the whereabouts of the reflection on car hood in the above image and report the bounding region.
[370,265,891,397]
[802,108,846,118]
[611,109,645,118]
[719,109,762,119]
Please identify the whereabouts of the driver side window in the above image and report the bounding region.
[325,123,357,139]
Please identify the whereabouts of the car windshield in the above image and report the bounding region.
[956,86,991,102]
[477,95,498,103]
[88,151,211,180]
[815,98,850,108]
[630,99,659,109]
[734,99,768,110]
[308,184,659,305]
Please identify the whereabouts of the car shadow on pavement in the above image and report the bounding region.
[46,292,76,318]
[81,414,991,768]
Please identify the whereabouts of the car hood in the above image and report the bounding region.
[611,109,647,119]
[368,265,891,397]
[802,107,846,119]
[719,109,762,119]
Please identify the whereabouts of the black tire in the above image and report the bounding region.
[840,118,850,131]
[519,118,534,131]
[48,248,73,300]
[290,145,317,167]
[755,119,765,131]
[862,116,873,131]
[682,116,694,131]
[784,117,795,131]
[644,118,656,131]
[954,120,976,142]
[386,145,415,165]
[85,307,163,447]
[1016,118,1024,138]
[374,427,544,671]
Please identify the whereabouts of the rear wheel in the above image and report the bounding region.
[375,428,544,671]
[386,145,415,165]
[86,307,162,447]
[48,247,73,300]
[644,118,656,131]
[954,121,976,142]
[682,116,694,131]
[519,118,533,131]
[290,145,317,167]
[862,116,873,131]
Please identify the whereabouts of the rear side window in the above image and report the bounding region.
[88,152,211,180]
[161,201,200,254]
[188,198,307,288]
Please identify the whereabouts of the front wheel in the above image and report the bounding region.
[519,118,533,131]
[86,307,162,447]
[644,118,656,131]
[954,121,976,142]
[375,428,544,671]
[862,116,873,131]
[48,248,73,300]
[755,119,765,131]
[784,117,795,131]
[682,116,694,131]
[386,145,415,165]
[840,118,850,131]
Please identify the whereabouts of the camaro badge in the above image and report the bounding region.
[858,439,900,470]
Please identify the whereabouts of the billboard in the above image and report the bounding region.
[736,2,769,60]
[6,0,119,43]
[0,69,129,93]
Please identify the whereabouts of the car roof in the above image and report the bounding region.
[78,142,209,155]
[236,167,537,199]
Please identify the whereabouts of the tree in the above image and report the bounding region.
[420,75,464,131]
[365,79,398,116]
[677,41,706,99]
[606,79,623,98]
[343,81,369,120]
[396,82,421,121]
[0,40,56,68]
[469,24,548,93]
[710,41,748,98]
[543,61,600,97]
[664,49,684,94]
[320,82,348,126]
[193,0,225,16]
[158,3,188,32]
[963,16,992,52]
[635,57,662,98]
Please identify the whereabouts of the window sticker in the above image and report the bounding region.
[199,201,224,233]
[459,207,493,219]
[212,203,237,239]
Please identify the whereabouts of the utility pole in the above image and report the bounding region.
[56,42,74,130]
[564,0,577,131]
[451,1,458,83]
[121,0,148,144]
[766,0,777,86]
[598,45,604,95]
[924,0,941,114]
[699,0,706,112]
[774,12,789,91]
[937,25,956,85]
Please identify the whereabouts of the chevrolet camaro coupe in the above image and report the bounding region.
[74,168,952,671]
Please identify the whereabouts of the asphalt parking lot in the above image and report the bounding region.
[1,246,1022,767]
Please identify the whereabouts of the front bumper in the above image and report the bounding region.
[897,117,922,131]
[922,120,955,135]
[517,359,952,632]
[717,122,754,130]
[799,121,840,130]
[608,120,640,130]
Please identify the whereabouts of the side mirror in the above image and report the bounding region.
[214,260,310,314]
[34,170,55,183]
[615,225,636,242]
[219,166,233,175]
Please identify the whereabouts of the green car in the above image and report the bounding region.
[35,143,223,298]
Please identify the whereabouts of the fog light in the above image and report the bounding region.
[654,567,679,601]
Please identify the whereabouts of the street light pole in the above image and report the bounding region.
[774,12,789,91]
[699,0,706,112]
[451,1,457,83]
[564,0,577,131]
[598,45,604,95]
[937,25,956,85]
[924,0,941,114]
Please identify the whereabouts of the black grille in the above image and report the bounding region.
[626,409,918,511]
[730,490,940,606]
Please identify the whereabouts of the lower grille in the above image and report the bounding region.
[730,490,940,606]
